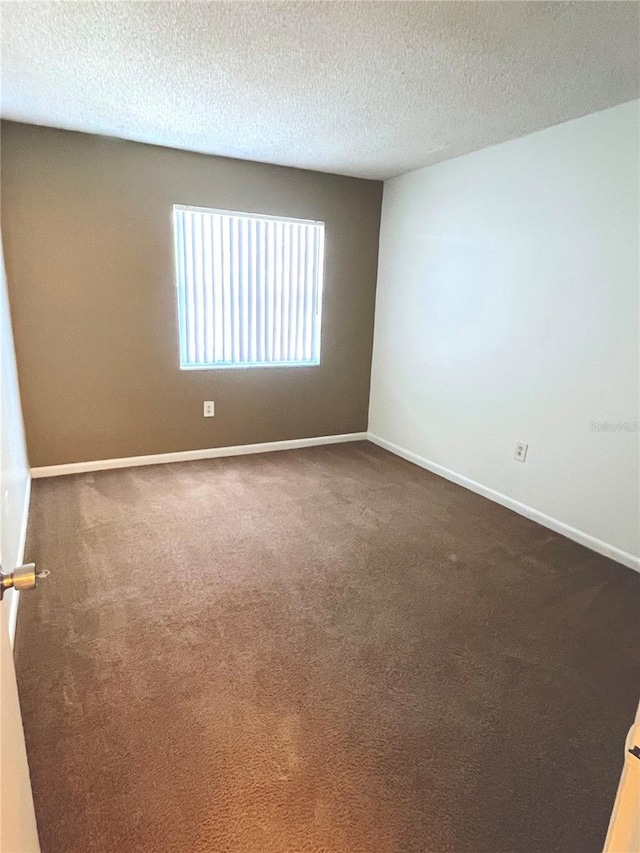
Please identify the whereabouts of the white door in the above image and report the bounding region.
[0,602,40,852]
[603,711,640,853]
[0,252,40,852]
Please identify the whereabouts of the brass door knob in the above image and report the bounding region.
[0,564,49,600]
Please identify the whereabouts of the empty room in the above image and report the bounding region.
[1,2,639,852]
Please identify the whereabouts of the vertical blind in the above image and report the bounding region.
[173,205,325,368]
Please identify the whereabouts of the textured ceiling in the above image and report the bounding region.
[1,1,638,180]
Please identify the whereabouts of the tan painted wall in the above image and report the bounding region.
[1,122,382,467]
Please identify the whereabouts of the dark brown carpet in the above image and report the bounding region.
[15,441,640,853]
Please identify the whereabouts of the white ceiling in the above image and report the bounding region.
[1,1,638,180]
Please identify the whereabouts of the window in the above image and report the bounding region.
[173,205,325,369]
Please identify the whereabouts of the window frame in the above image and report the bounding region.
[172,204,325,371]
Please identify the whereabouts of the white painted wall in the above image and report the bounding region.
[369,101,639,564]
[1,247,31,636]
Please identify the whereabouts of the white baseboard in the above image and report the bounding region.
[367,433,640,573]
[30,432,369,479]
[8,475,32,647]
[29,430,639,572]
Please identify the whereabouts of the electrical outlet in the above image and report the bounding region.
[514,441,528,463]
[203,401,215,418]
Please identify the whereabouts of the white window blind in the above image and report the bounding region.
[173,205,325,369]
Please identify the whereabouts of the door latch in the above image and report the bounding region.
[0,564,50,600]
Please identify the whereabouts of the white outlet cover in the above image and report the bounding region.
[514,442,528,462]
[203,401,215,417]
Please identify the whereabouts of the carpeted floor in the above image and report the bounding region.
[15,441,640,853]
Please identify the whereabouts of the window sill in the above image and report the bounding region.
[179,360,321,371]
